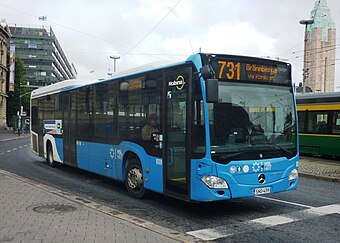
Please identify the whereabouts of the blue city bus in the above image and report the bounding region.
[30,53,299,202]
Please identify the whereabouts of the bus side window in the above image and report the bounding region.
[94,82,116,143]
[31,106,38,126]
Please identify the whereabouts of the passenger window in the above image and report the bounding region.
[297,112,305,133]
[332,112,340,134]
[307,112,328,134]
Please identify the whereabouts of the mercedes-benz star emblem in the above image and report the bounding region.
[258,173,266,184]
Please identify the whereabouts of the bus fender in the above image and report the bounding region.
[118,142,146,178]
[43,134,62,163]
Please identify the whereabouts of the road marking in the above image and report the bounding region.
[187,204,340,241]
[251,215,294,226]
[1,146,26,155]
[256,195,315,209]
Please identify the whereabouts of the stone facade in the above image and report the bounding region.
[0,24,10,129]
[304,0,336,93]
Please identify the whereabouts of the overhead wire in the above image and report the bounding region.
[121,0,182,58]
[292,43,340,54]
[0,2,186,60]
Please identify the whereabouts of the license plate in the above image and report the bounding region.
[254,187,271,195]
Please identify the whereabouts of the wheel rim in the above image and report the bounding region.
[127,167,143,190]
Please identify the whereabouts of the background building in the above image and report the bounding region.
[9,25,77,88]
[304,0,336,93]
[0,23,10,129]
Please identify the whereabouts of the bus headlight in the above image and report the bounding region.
[201,175,229,189]
[289,169,298,181]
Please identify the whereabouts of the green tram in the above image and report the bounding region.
[296,92,340,157]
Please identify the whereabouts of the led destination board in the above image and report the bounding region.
[209,55,291,85]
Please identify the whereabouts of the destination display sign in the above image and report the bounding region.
[209,55,291,85]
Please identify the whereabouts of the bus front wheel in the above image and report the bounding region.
[125,158,146,198]
[47,144,57,167]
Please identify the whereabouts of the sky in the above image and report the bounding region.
[1,0,340,90]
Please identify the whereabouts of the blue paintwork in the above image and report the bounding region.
[76,141,163,194]
[55,138,64,161]
[75,137,298,202]
[190,155,298,202]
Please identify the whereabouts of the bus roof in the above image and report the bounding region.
[31,53,290,100]
[30,79,96,99]
[31,59,189,99]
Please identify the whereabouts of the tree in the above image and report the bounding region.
[6,58,30,127]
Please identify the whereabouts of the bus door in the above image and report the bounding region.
[163,67,192,200]
[62,92,77,166]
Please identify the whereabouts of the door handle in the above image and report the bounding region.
[168,148,174,166]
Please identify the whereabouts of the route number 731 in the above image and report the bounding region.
[217,61,241,80]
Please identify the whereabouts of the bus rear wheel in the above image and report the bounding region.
[47,144,57,167]
[125,158,146,198]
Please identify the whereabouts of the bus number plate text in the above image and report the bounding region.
[254,187,271,195]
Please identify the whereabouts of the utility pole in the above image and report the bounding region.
[324,57,327,92]
[18,79,21,136]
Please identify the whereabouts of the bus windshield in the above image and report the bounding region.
[208,82,296,163]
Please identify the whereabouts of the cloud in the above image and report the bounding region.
[201,22,276,56]
[1,0,339,86]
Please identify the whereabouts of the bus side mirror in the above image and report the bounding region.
[205,79,219,103]
[200,65,215,79]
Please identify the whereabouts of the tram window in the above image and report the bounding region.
[297,112,306,133]
[307,111,329,134]
[332,111,340,134]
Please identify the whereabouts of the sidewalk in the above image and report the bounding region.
[0,128,29,142]
[299,156,340,183]
[0,170,190,243]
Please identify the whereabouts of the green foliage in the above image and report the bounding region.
[6,58,30,127]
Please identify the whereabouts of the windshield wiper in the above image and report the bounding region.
[265,143,294,157]
[211,151,251,161]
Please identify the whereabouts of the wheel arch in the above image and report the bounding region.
[122,151,140,182]
[43,134,62,163]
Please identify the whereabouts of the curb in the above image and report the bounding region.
[299,172,340,183]
[0,169,199,243]
[0,134,30,142]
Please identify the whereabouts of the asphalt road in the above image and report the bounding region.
[1,137,339,242]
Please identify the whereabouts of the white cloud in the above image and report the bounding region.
[1,0,339,85]
[201,22,276,57]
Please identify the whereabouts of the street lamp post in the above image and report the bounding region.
[18,80,21,136]
[299,19,314,93]
[110,56,120,74]
[17,91,32,136]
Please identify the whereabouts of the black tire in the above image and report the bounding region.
[125,158,146,199]
[47,144,57,167]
